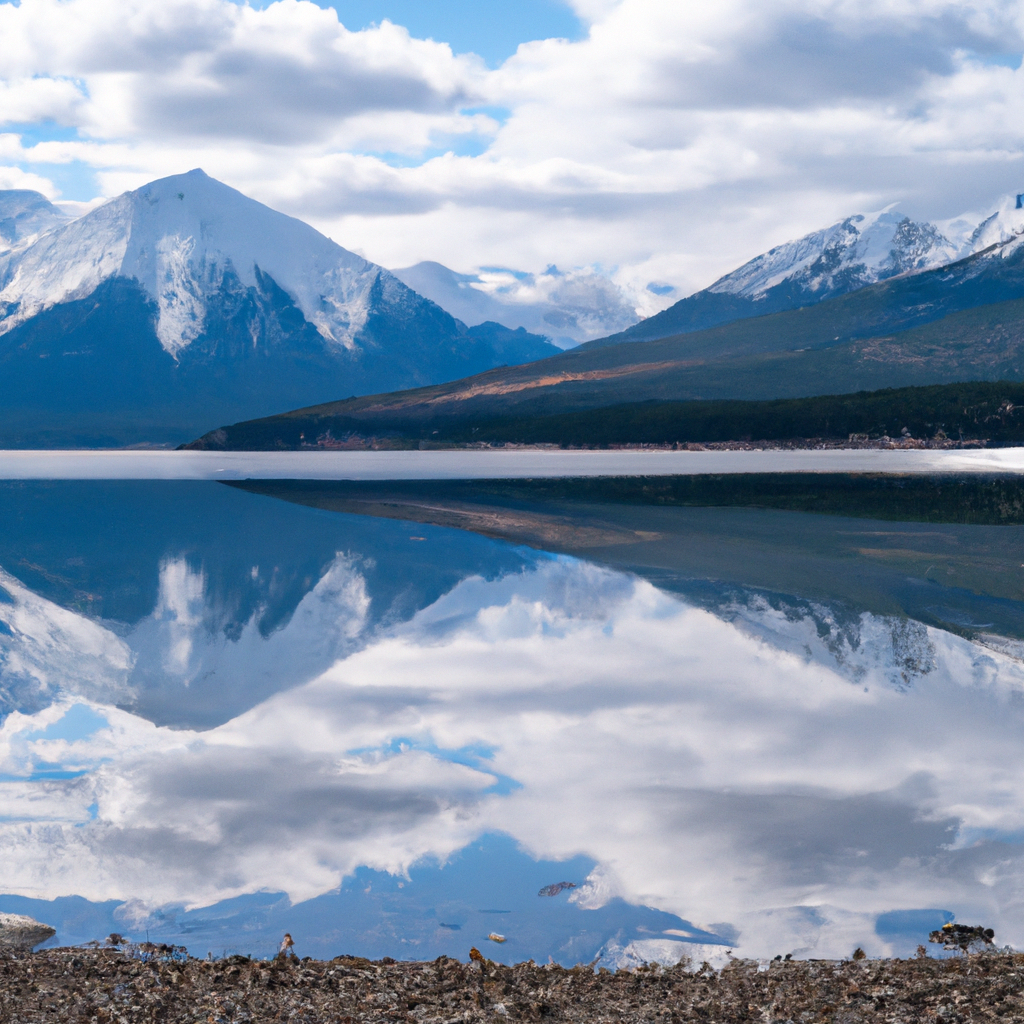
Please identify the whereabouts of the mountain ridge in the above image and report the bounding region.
[593,199,1024,348]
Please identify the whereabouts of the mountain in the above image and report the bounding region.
[0,170,558,447]
[598,204,1020,347]
[392,260,642,348]
[0,190,68,255]
[186,223,1024,449]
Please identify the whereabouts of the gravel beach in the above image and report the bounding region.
[2,947,1024,1022]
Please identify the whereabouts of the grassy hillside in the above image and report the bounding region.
[183,293,1024,446]
[185,380,1024,450]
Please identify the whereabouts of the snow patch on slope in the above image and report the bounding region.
[0,170,392,357]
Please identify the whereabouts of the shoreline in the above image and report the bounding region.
[2,446,1024,480]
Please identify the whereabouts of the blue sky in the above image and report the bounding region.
[310,0,583,64]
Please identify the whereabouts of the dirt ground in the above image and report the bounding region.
[1,947,1023,1023]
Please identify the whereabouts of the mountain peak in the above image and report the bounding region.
[0,171,381,357]
[0,190,68,257]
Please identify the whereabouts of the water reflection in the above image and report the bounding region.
[0,482,530,727]
[1,482,1024,963]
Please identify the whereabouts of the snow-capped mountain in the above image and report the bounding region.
[707,206,958,301]
[0,190,68,256]
[939,194,1024,256]
[392,260,642,348]
[0,170,557,447]
[599,200,1024,347]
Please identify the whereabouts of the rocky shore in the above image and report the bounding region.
[2,948,1024,1022]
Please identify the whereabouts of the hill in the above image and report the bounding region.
[185,380,1024,450]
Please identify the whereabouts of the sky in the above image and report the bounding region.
[2,0,1024,309]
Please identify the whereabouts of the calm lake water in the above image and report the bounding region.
[2,479,1024,964]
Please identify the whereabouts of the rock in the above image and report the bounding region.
[0,913,56,951]
[538,881,577,897]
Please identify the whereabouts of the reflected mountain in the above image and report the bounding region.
[0,481,532,727]
[231,477,1024,645]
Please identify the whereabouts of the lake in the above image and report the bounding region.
[1,471,1024,965]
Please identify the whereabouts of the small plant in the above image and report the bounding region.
[928,923,995,952]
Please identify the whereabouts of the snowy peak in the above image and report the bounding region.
[706,194,1024,309]
[392,260,641,347]
[708,207,959,301]
[0,190,68,256]
[938,195,1024,259]
[0,170,395,357]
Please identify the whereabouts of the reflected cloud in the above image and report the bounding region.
[2,550,1024,958]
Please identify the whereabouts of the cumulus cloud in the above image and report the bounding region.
[4,556,1024,956]
[2,0,1024,302]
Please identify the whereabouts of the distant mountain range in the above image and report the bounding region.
[187,200,1024,447]
[0,190,68,252]
[0,170,557,447]
[600,201,1024,346]
[391,261,643,348]
[6,169,1024,448]
[403,198,1024,354]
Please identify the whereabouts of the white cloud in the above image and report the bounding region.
[0,164,61,195]
[2,0,1024,302]
[4,557,1024,956]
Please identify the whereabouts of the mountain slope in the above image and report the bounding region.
[0,171,558,447]
[598,203,1021,347]
[184,246,1024,447]
[186,380,1024,451]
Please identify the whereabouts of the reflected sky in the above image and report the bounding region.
[2,482,1024,963]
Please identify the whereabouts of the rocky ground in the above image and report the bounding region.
[1,948,1024,1023]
